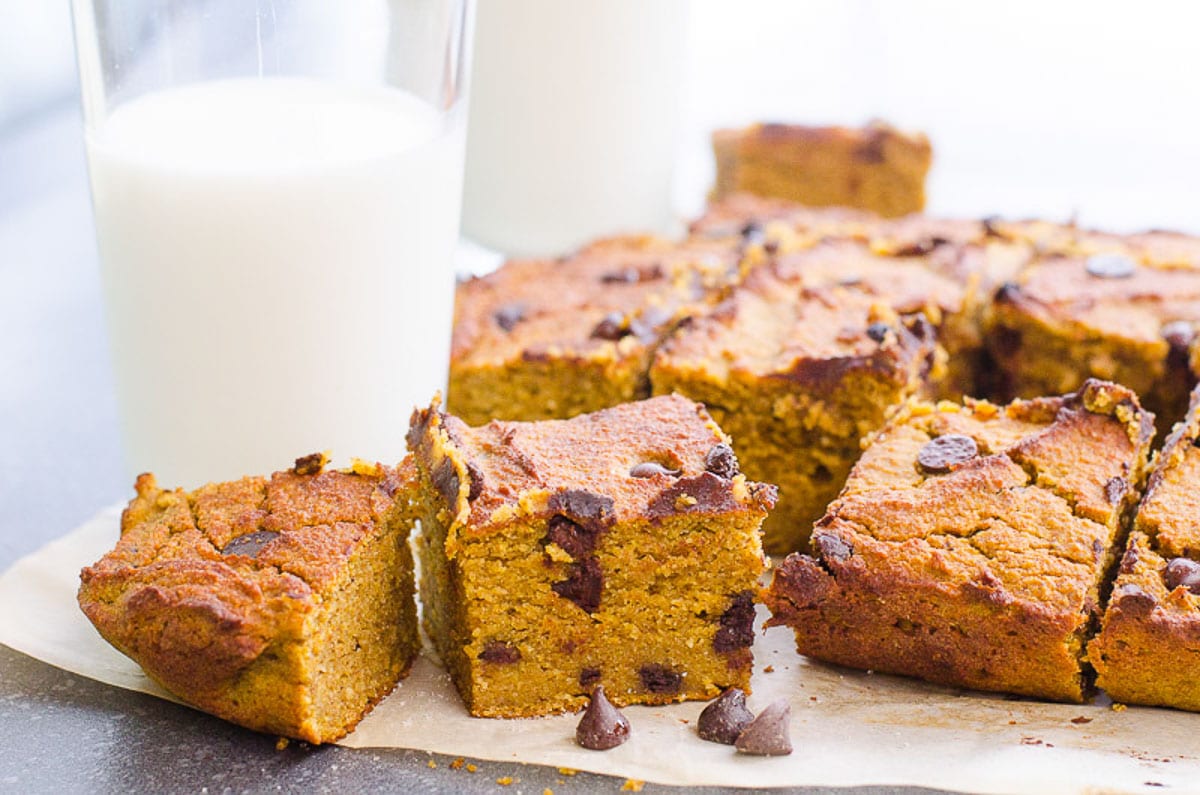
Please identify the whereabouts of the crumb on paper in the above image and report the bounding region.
[1112,703,1128,712]
[678,718,689,725]
[496,776,516,786]
[466,764,478,773]
[558,767,577,776]
[450,758,464,770]
[1008,720,1017,725]
[427,759,437,769]
[622,780,645,792]
[1071,716,1093,725]
[1020,737,1044,746]
[543,789,554,795]
[274,737,289,751]
[764,665,775,673]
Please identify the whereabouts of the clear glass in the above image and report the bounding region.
[71,0,472,488]
[461,0,688,257]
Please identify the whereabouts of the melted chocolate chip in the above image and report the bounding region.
[917,434,979,474]
[575,686,630,751]
[704,443,740,480]
[600,264,664,284]
[293,452,324,476]
[697,688,754,745]
[1085,253,1137,279]
[579,667,602,688]
[1103,476,1128,505]
[548,490,616,533]
[629,305,672,341]
[494,302,527,332]
[813,533,853,563]
[552,557,603,613]
[431,458,461,504]
[590,312,629,341]
[1162,320,1195,352]
[740,221,764,243]
[629,461,681,479]
[465,461,484,501]
[544,515,598,558]
[713,591,756,653]
[1164,558,1200,595]
[647,472,739,519]
[865,322,891,343]
[1115,583,1157,613]
[734,699,793,756]
[221,530,279,558]
[478,641,521,664]
[1119,543,1140,575]
[639,664,683,694]
[892,238,946,257]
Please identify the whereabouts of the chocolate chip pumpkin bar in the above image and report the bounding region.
[763,380,1154,702]
[406,394,776,717]
[1090,384,1200,711]
[77,455,419,744]
[988,241,1200,433]
[447,235,739,426]
[650,248,946,554]
[710,121,932,218]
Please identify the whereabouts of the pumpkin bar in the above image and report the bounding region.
[710,121,932,218]
[78,455,419,744]
[764,380,1154,702]
[1090,384,1200,711]
[447,235,741,426]
[406,394,776,717]
[988,238,1200,433]
[650,247,946,554]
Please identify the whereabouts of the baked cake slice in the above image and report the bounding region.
[1090,384,1200,710]
[764,380,1154,701]
[406,394,776,717]
[78,455,418,744]
[447,235,740,426]
[649,250,945,553]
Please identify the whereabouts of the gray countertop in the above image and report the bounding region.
[0,105,942,795]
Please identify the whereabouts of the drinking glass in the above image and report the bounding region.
[461,0,688,257]
[71,0,472,487]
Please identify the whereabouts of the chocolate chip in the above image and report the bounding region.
[479,641,521,664]
[1162,320,1195,352]
[629,461,681,478]
[579,667,601,688]
[713,591,756,653]
[734,699,793,756]
[697,688,755,745]
[590,312,629,341]
[639,664,683,694]
[704,443,740,479]
[494,302,527,332]
[813,533,853,563]
[292,452,324,476]
[1104,476,1128,505]
[431,458,461,504]
[1164,558,1200,595]
[221,530,279,558]
[548,490,617,533]
[917,434,979,474]
[1085,253,1137,279]
[646,472,739,519]
[866,322,891,343]
[1115,583,1157,613]
[466,461,484,501]
[575,686,630,751]
[552,557,603,613]
[544,515,598,558]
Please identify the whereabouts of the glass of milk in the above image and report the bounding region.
[71,0,472,488]
[461,0,689,257]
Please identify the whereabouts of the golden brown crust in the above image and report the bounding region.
[78,457,419,743]
[764,380,1154,702]
[1090,384,1200,710]
[711,122,932,217]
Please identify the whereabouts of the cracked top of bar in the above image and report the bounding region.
[451,235,741,369]
[406,394,778,547]
[785,379,1154,614]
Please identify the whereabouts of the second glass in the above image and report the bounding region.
[72,0,472,487]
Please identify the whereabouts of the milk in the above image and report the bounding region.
[462,0,688,257]
[86,78,466,487]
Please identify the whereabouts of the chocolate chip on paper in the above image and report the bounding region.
[697,688,754,745]
[734,699,793,756]
[576,686,630,750]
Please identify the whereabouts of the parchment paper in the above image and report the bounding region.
[2,507,1197,794]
